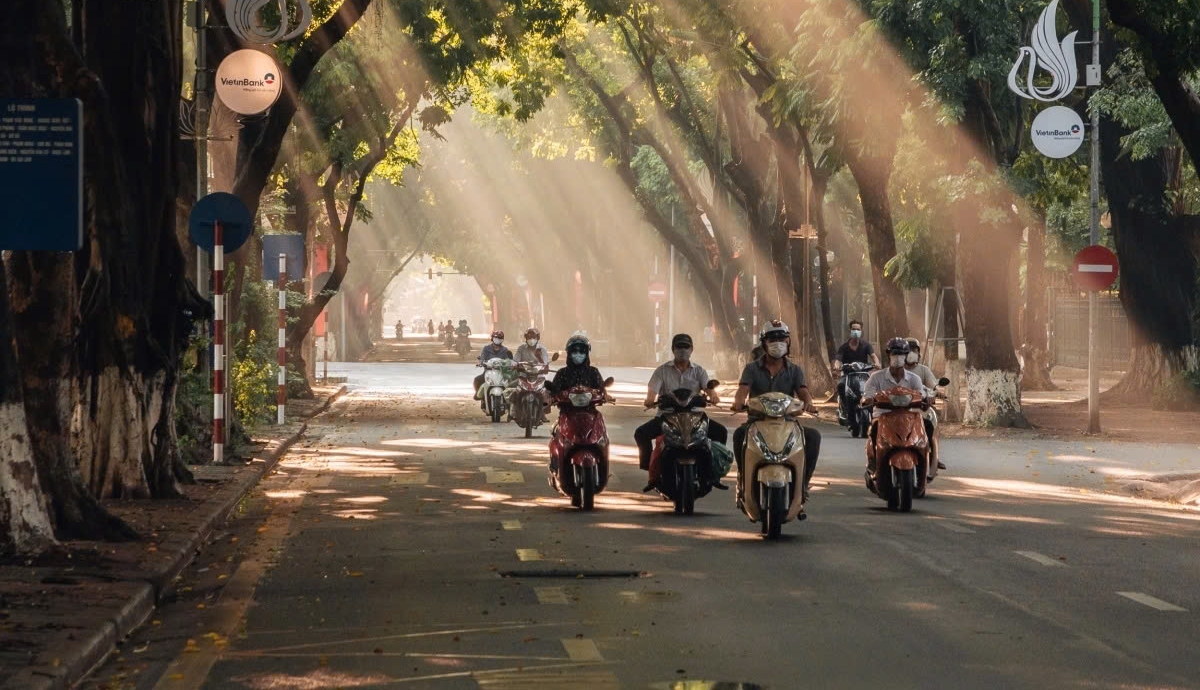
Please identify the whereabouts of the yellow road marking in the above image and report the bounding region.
[516,548,543,561]
[501,520,522,530]
[534,587,568,604]
[390,472,430,485]
[486,471,525,484]
[561,638,603,662]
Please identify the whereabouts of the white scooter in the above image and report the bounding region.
[478,358,515,423]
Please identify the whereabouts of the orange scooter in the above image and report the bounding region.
[863,386,931,513]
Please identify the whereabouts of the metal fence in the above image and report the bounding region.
[1048,291,1130,371]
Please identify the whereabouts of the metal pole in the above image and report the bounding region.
[653,255,660,355]
[339,289,347,363]
[667,245,676,338]
[277,254,287,425]
[195,2,210,301]
[323,330,329,381]
[212,221,224,463]
[1087,0,1101,434]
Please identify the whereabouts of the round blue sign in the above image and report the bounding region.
[188,192,252,253]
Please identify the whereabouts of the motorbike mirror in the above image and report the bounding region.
[603,377,615,388]
[552,352,560,362]
[706,379,720,390]
[938,377,950,387]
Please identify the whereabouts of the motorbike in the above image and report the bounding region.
[863,386,934,512]
[837,362,875,438]
[454,332,471,358]
[646,385,719,515]
[508,354,558,437]
[548,379,615,510]
[736,393,808,539]
[477,358,515,423]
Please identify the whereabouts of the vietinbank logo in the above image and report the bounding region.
[1030,105,1085,158]
[214,50,283,115]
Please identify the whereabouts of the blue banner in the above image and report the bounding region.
[0,98,83,251]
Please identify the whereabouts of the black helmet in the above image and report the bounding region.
[671,333,693,349]
[886,337,911,355]
[566,332,591,354]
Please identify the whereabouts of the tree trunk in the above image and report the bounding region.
[846,152,908,340]
[1020,221,1056,390]
[0,260,56,554]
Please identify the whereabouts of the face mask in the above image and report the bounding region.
[890,355,906,368]
[570,352,586,365]
[850,329,862,339]
[526,339,538,348]
[673,348,692,362]
[492,338,502,346]
[767,342,788,358]
[906,353,919,364]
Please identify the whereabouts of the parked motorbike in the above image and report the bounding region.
[548,379,615,510]
[454,333,471,359]
[478,358,515,423]
[508,354,558,437]
[736,393,807,539]
[646,384,719,515]
[863,386,932,512]
[837,362,875,438]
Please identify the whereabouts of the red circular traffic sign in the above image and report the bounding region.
[648,281,668,301]
[1072,245,1119,292]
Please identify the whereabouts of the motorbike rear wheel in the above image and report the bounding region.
[524,419,533,438]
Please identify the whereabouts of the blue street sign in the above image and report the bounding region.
[0,98,83,251]
[262,234,305,280]
[188,192,252,253]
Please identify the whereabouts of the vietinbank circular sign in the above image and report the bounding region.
[1030,105,1084,159]
[215,49,283,115]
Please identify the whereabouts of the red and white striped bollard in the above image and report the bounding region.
[213,221,225,463]
[277,254,287,425]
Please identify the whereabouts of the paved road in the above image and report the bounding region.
[85,360,1200,690]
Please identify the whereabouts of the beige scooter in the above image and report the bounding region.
[736,392,807,539]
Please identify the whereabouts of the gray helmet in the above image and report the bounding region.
[565,332,591,354]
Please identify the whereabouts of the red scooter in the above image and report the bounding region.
[548,379,615,510]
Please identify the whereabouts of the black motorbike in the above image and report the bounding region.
[837,362,875,438]
[647,386,719,515]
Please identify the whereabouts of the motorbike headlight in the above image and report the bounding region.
[753,430,779,462]
[691,418,708,443]
[569,392,592,408]
[662,421,684,444]
[889,393,913,407]
[780,430,798,457]
[759,397,791,418]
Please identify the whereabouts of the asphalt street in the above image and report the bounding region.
[84,355,1200,690]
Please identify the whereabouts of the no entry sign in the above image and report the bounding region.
[648,281,667,301]
[1072,245,1119,292]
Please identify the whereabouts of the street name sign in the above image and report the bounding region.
[0,98,83,251]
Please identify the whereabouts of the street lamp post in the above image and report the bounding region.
[1087,0,1101,433]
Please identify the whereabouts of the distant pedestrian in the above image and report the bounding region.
[427,320,435,337]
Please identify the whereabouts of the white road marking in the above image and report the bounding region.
[561,638,603,661]
[516,548,543,561]
[1117,592,1187,611]
[389,472,430,485]
[501,520,522,530]
[486,471,525,484]
[1015,550,1066,567]
[534,586,568,604]
[935,521,975,534]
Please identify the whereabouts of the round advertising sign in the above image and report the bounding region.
[215,49,283,115]
[1030,105,1085,159]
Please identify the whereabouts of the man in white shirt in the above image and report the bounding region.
[862,338,928,419]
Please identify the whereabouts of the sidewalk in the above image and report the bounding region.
[0,385,345,690]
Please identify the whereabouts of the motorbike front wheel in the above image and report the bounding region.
[491,400,502,424]
[675,463,696,515]
[579,469,596,511]
[761,485,786,539]
[899,468,915,512]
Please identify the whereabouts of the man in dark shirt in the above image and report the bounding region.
[831,319,879,402]
[730,320,821,507]
[549,333,606,394]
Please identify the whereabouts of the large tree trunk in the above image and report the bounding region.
[1020,221,1056,390]
[846,152,908,340]
[0,261,56,554]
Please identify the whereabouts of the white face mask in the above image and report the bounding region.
[570,352,586,365]
[906,353,919,364]
[673,348,692,362]
[850,329,862,339]
[767,342,788,359]
[492,338,502,346]
[526,339,538,348]
[890,355,906,368]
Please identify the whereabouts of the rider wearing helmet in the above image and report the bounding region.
[515,328,551,365]
[903,338,947,471]
[730,320,821,506]
[549,333,605,395]
[473,330,513,408]
[862,338,929,419]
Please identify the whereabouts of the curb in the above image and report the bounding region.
[4,385,347,690]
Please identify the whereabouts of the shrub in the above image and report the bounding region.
[1153,369,1200,410]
